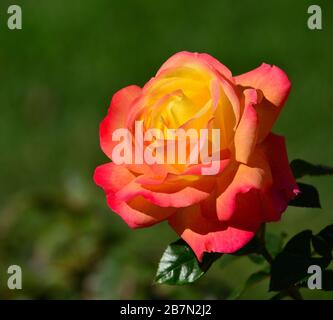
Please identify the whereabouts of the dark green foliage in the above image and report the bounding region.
[289,183,321,208]
[270,227,333,291]
[155,240,222,285]
[290,159,333,179]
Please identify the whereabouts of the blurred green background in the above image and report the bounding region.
[0,0,332,299]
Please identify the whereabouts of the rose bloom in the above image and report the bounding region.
[94,51,299,261]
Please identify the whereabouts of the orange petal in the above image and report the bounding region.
[100,85,141,159]
[234,89,259,163]
[168,205,256,261]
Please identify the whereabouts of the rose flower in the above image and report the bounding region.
[94,51,299,261]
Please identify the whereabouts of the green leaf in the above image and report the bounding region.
[284,230,313,256]
[290,159,333,179]
[227,270,269,299]
[317,225,333,249]
[269,230,331,291]
[312,224,333,259]
[312,235,332,259]
[289,183,321,208]
[155,239,222,285]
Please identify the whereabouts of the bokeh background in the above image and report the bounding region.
[0,0,332,299]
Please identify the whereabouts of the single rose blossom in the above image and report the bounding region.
[94,51,299,261]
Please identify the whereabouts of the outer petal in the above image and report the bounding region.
[260,134,298,197]
[235,63,291,107]
[94,163,175,228]
[157,51,233,81]
[235,64,291,142]
[100,85,141,159]
[258,133,299,221]
[106,195,175,228]
[216,154,272,230]
[115,179,210,208]
[168,205,256,261]
[234,89,259,163]
[94,163,211,226]
[211,78,240,142]
[94,163,135,193]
